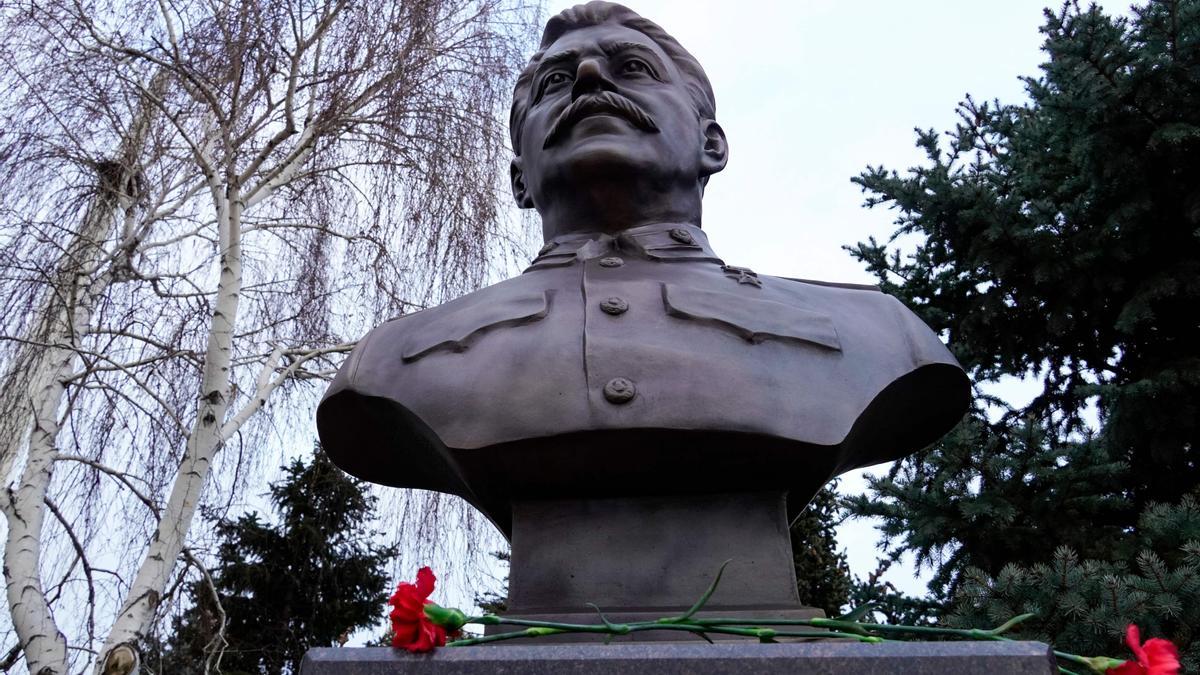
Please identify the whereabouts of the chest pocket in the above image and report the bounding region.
[402,290,552,362]
[662,284,841,351]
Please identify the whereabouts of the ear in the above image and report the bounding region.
[510,157,534,209]
[699,120,728,177]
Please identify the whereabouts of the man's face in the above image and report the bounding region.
[514,23,719,209]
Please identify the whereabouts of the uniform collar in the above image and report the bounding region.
[525,222,723,271]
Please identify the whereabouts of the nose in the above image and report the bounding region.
[571,57,617,100]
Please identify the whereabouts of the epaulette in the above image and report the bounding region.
[782,276,881,291]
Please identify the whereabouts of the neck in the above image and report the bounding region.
[536,179,704,240]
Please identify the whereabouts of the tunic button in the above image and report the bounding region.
[669,227,696,245]
[602,377,636,404]
[599,297,629,315]
[598,256,624,268]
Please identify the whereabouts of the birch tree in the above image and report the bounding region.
[0,1,534,673]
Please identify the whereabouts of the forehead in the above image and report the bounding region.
[540,23,677,75]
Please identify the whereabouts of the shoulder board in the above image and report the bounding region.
[782,276,881,291]
[381,302,436,325]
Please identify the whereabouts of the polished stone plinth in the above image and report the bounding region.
[495,491,822,640]
[507,492,801,615]
[300,641,1057,674]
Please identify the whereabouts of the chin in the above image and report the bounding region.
[555,138,663,181]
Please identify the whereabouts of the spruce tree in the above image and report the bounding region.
[844,0,1200,662]
[149,448,397,674]
[790,483,853,616]
[843,559,943,627]
[950,495,1200,669]
[473,551,510,615]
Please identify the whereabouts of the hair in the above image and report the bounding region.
[509,1,716,156]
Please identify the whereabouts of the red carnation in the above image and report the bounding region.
[1107,624,1181,675]
[388,567,447,653]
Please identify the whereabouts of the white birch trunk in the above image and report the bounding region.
[3,356,72,675]
[96,183,244,675]
[1,85,160,675]
[1,203,121,675]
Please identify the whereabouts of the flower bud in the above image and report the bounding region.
[423,604,468,632]
[1081,656,1125,672]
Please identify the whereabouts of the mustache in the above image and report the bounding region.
[543,91,660,149]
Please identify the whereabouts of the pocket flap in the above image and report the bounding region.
[403,290,551,361]
[662,284,840,350]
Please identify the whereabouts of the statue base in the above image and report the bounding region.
[300,642,1058,674]
[504,491,804,618]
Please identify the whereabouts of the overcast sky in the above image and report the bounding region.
[524,0,1128,597]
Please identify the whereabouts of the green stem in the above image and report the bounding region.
[1051,650,1122,674]
[450,627,569,646]
[812,618,1014,641]
[448,620,882,647]
[473,617,622,633]
[1054,651,1093,666]
[738,625,868,641]
[458,613,1116,672]
[500,617,877,642]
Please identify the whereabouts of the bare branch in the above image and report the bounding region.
[0,1,536,672]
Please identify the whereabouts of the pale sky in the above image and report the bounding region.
[1,2,1140,662]
[527,0,1128,597]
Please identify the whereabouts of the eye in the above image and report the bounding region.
[620,59,652,76]
[535,71,573,102]
[543,71,572,88]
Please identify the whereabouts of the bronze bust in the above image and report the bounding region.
[318,3,968,613]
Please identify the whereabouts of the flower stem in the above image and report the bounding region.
[455,612,1112,673]
[449,626,569,646]
[448,618,883,647]
[467,617,629,632]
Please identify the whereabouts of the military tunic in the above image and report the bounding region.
[318,222,970,535]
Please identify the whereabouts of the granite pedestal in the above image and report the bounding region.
[496,491,818,642]
[300,641,1058,674]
